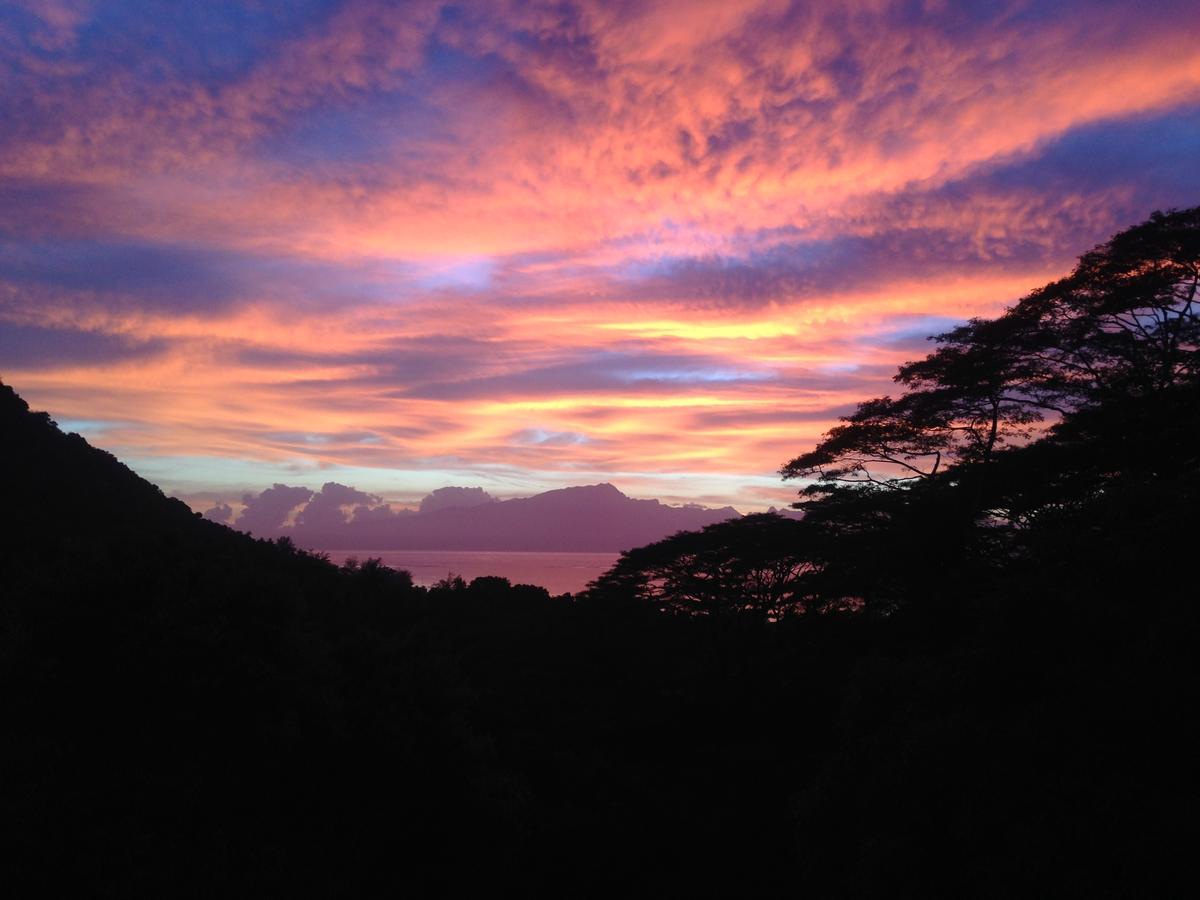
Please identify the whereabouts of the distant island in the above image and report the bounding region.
[204,482,741,552]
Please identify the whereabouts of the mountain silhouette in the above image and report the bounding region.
[223,479,742,551]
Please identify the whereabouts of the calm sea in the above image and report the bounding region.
[320,549,620,595]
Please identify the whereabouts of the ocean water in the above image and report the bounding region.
[320,549,620,595]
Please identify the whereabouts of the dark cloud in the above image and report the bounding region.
[350,502,411,524]
[0,235,427,316]
[203,502,234,523]
[0,180,118,241]
[614,105,1200,313]
[233,334,501,386]
[73,2,339,84]
[221,478,740,550]
[685,406,858,430]
[853,108,1200,265]
[0,239,250,314]
[294,481,379,530]
[399,350,773,401]
[624,227,1057,310]
[985,109,1200,196]
[236,483,314,535]
[418,485,496,515]
[0,323,166,369]
[0,1,336,83]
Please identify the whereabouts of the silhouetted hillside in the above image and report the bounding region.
[2,383,300,583]
[0,382,512,893]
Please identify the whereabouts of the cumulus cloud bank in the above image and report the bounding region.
[236,484,315,536]
[215,481,740,552]
[419,486,497,515]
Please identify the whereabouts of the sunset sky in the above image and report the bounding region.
[2,0,1198,513]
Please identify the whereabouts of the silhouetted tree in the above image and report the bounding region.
[591,207,1200,618]
[783,207,1199,508]
[587,514,835,619]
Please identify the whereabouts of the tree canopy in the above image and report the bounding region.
[783,207,1199,495]
[590,207,1200,617]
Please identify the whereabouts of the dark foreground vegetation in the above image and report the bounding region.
[2,208,1197,896]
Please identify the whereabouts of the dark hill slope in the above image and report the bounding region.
[0,383,515,894]
[1,382,330,598]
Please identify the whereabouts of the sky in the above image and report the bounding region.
[2,0,1198,513]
